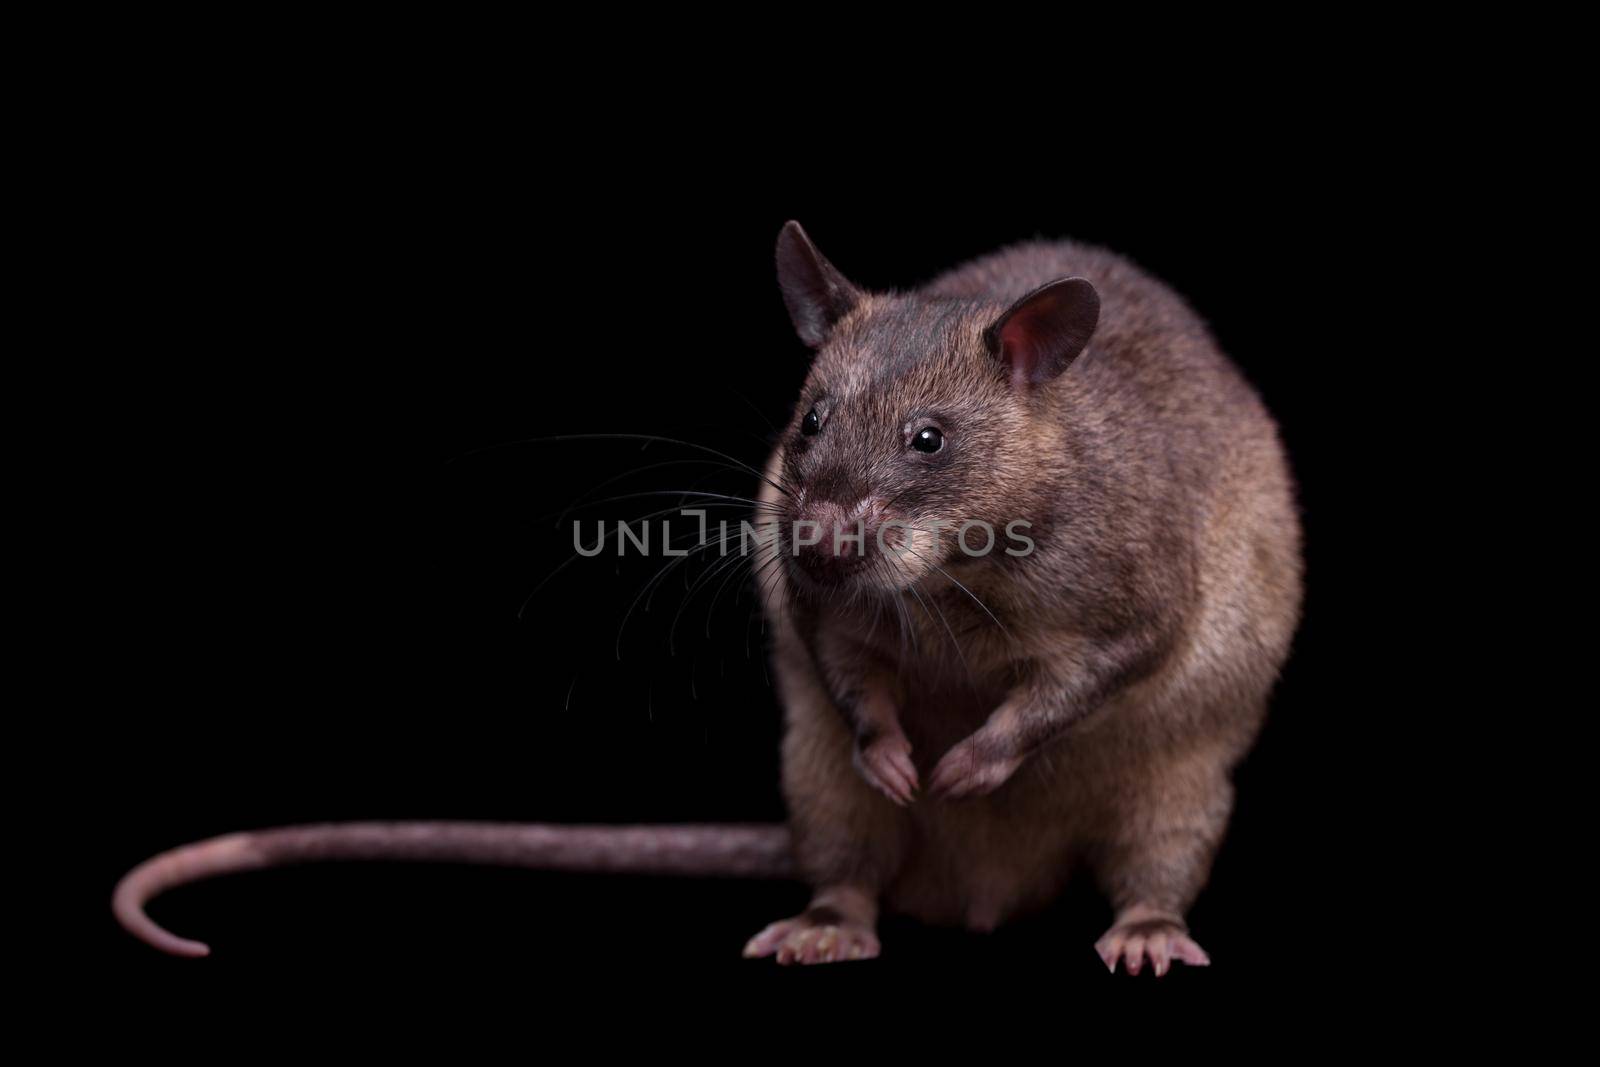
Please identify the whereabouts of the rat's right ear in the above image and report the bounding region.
[776,221,863,349]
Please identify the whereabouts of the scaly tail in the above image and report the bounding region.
[114,821,796,957]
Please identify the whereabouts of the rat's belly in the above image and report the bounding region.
[885,762,1090,929]
[882,642,1013,761]
[875,645,1069,926]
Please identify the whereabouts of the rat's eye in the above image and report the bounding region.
[912,427,944,453]
[801,408,821,436]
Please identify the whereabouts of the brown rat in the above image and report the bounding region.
[746,223,1301,970]
[115,223,1300,974]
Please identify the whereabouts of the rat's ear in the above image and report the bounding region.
[983,277,1101,387]
[776,221,863,349]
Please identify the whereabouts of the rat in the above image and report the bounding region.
[115,222,1301,975]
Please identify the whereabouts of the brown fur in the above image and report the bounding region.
[755,224,1302,964]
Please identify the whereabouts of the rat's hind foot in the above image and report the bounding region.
[1095,908,1210,977]
[743,906,880,965]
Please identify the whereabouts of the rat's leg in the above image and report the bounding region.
[845,676,917,807]
[1089,762,1231,976]
[743,633,910,965]
[928,630,1173,799]
[810,629,917,806]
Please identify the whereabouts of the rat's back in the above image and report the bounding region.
[924,239,1205,342]
[928,239,1291,554]
[924,239,1265,444]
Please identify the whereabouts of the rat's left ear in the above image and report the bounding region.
[983,277,1100,387]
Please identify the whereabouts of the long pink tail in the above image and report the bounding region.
[114,821,796,957]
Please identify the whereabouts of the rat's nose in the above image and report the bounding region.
[797,500,876,558]
[792,498,880,583]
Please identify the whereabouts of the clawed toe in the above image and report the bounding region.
[1095,917,1210,976]
[744,916,880,966]
[855,735,918,806]
[743,918,804,959]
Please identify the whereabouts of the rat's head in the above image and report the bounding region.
[771,221,1099,597]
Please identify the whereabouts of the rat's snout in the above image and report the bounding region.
[796,500,876,557]
[791,493,881,584]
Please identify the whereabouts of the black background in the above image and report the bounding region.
[85,103,1411,1026]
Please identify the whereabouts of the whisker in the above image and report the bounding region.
[446,432,795,500]
[520,500,710,618]
[554,458,773,526]
[669,527,768,653]
[899,544,1014,643]
[519,504,779,618]
[541,490,784,524]
[907,579,961,669]
[723,383,781,436]
[619,517,788,658]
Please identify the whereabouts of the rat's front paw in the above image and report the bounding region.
[927,735,1024,799]
[853,731,918,806]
